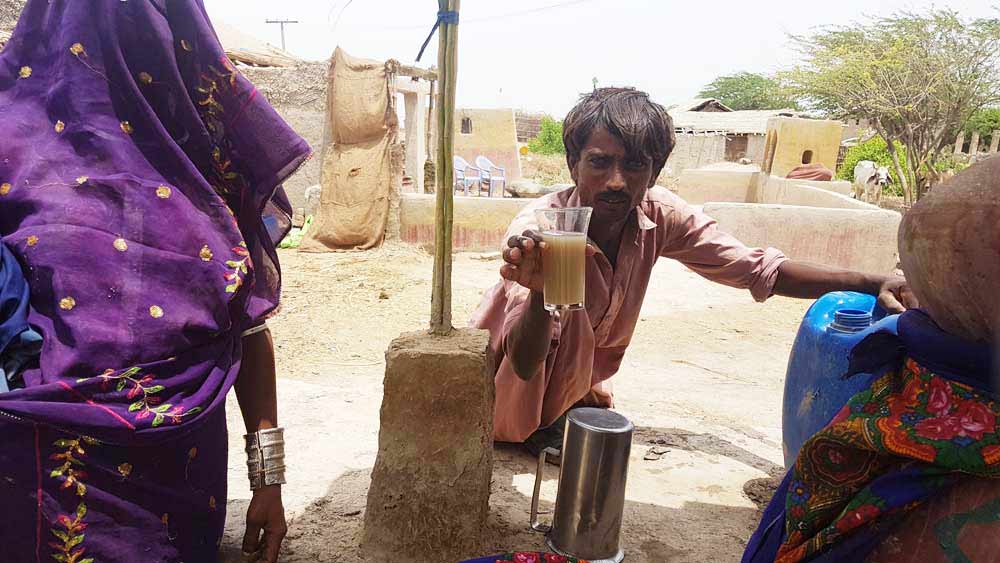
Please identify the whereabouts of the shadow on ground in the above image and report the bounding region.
[220,426,784,562]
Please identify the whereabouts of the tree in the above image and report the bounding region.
[697,72,800,111]
[527,117,565,155]
[964,107,1000,146]
[785,10,1000,204]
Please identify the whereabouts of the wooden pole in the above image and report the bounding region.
[430,0,459,335]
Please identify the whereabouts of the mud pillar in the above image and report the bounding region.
[969,131,981,156]
[396,77,431,195]
[990,131,999,154]
[954,132,965,155]
[404,92,428,194]
[362,328,494,562]
[385,143,405,242]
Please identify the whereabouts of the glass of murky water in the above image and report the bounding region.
[534,207,592,312]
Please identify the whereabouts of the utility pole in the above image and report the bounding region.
[265,19,298,51]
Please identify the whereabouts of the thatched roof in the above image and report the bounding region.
[669,98,734,112]
[214,20,302,68]
[669,108,800,135]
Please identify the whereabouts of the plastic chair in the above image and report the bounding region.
[453,156,482,196]
[475,156,506,197]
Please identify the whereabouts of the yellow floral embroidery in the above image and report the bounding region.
[188,447,198,459]
[0,182,10,195]
[138,71,153,85]
[69,41,109,84]
[26,235,38,247]
[209,496,217,511]
[120,121,133,135]
[224,243,250,293]
[75,176,88,186]
[48,436,98,563]
[59,297,76,311]
[156,185,172,199]
[199,245,213,261]
[161,513,169,525]
[54,120,65,133]
[51,502,89,563]
[18,66,30,79]
[113,238,128,252]
[149,305,164,319]
[49,437,92,497]
[118,462,132,478]
[75,366,202,427]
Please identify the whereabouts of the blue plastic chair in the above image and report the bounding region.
[475,155,506,197]
[453,156,482,196]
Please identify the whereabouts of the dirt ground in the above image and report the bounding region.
[219,245,809,562]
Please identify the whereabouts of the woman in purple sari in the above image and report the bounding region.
[0,1,310,561]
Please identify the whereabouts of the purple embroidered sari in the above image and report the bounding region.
[0,1,310,560]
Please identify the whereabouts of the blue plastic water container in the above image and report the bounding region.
[781,292,898,468]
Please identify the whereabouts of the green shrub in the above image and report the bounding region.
[528,117,565,155]
[932,153,971,174]
[964,108,1000,145]
[837,137,909,195]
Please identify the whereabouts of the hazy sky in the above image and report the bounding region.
[204,0,996,117]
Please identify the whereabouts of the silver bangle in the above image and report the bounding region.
[245,427,286,490]
[242,323,269,338]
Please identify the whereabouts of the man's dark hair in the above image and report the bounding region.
[562,87,676,180]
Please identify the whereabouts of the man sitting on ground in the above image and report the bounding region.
[471,87,916,455]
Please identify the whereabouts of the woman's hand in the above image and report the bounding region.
[242,485,287,563]
[877,275,919,313]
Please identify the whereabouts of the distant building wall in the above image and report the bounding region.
[764,117,843,177]
[455,108,522,181]
[841,117,870,141]
[400,193,530,252]
[515,111,547,143]
[241,62,328,211]
[665,133,726,176]
[746,135,767,164]
[704,203,901,273]
[676,169,854,205]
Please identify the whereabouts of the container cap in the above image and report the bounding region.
[830,308,872,334]
[567,408,633,434]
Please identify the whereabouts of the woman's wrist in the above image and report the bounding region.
[245,427,287,490]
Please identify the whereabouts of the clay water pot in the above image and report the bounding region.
[898,156,1000,343]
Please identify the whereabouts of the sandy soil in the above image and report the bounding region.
[219,245,807,562]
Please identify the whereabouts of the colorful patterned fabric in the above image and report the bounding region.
[0,0,309,561]
[746,356,1000,562]
[744,309,998,563]
[778,358,996,561]
[460,552,590,563]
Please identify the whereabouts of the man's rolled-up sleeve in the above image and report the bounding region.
[659,201,788,302]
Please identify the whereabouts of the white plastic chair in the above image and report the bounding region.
[475,155,506,197]
[453,156,482,196]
